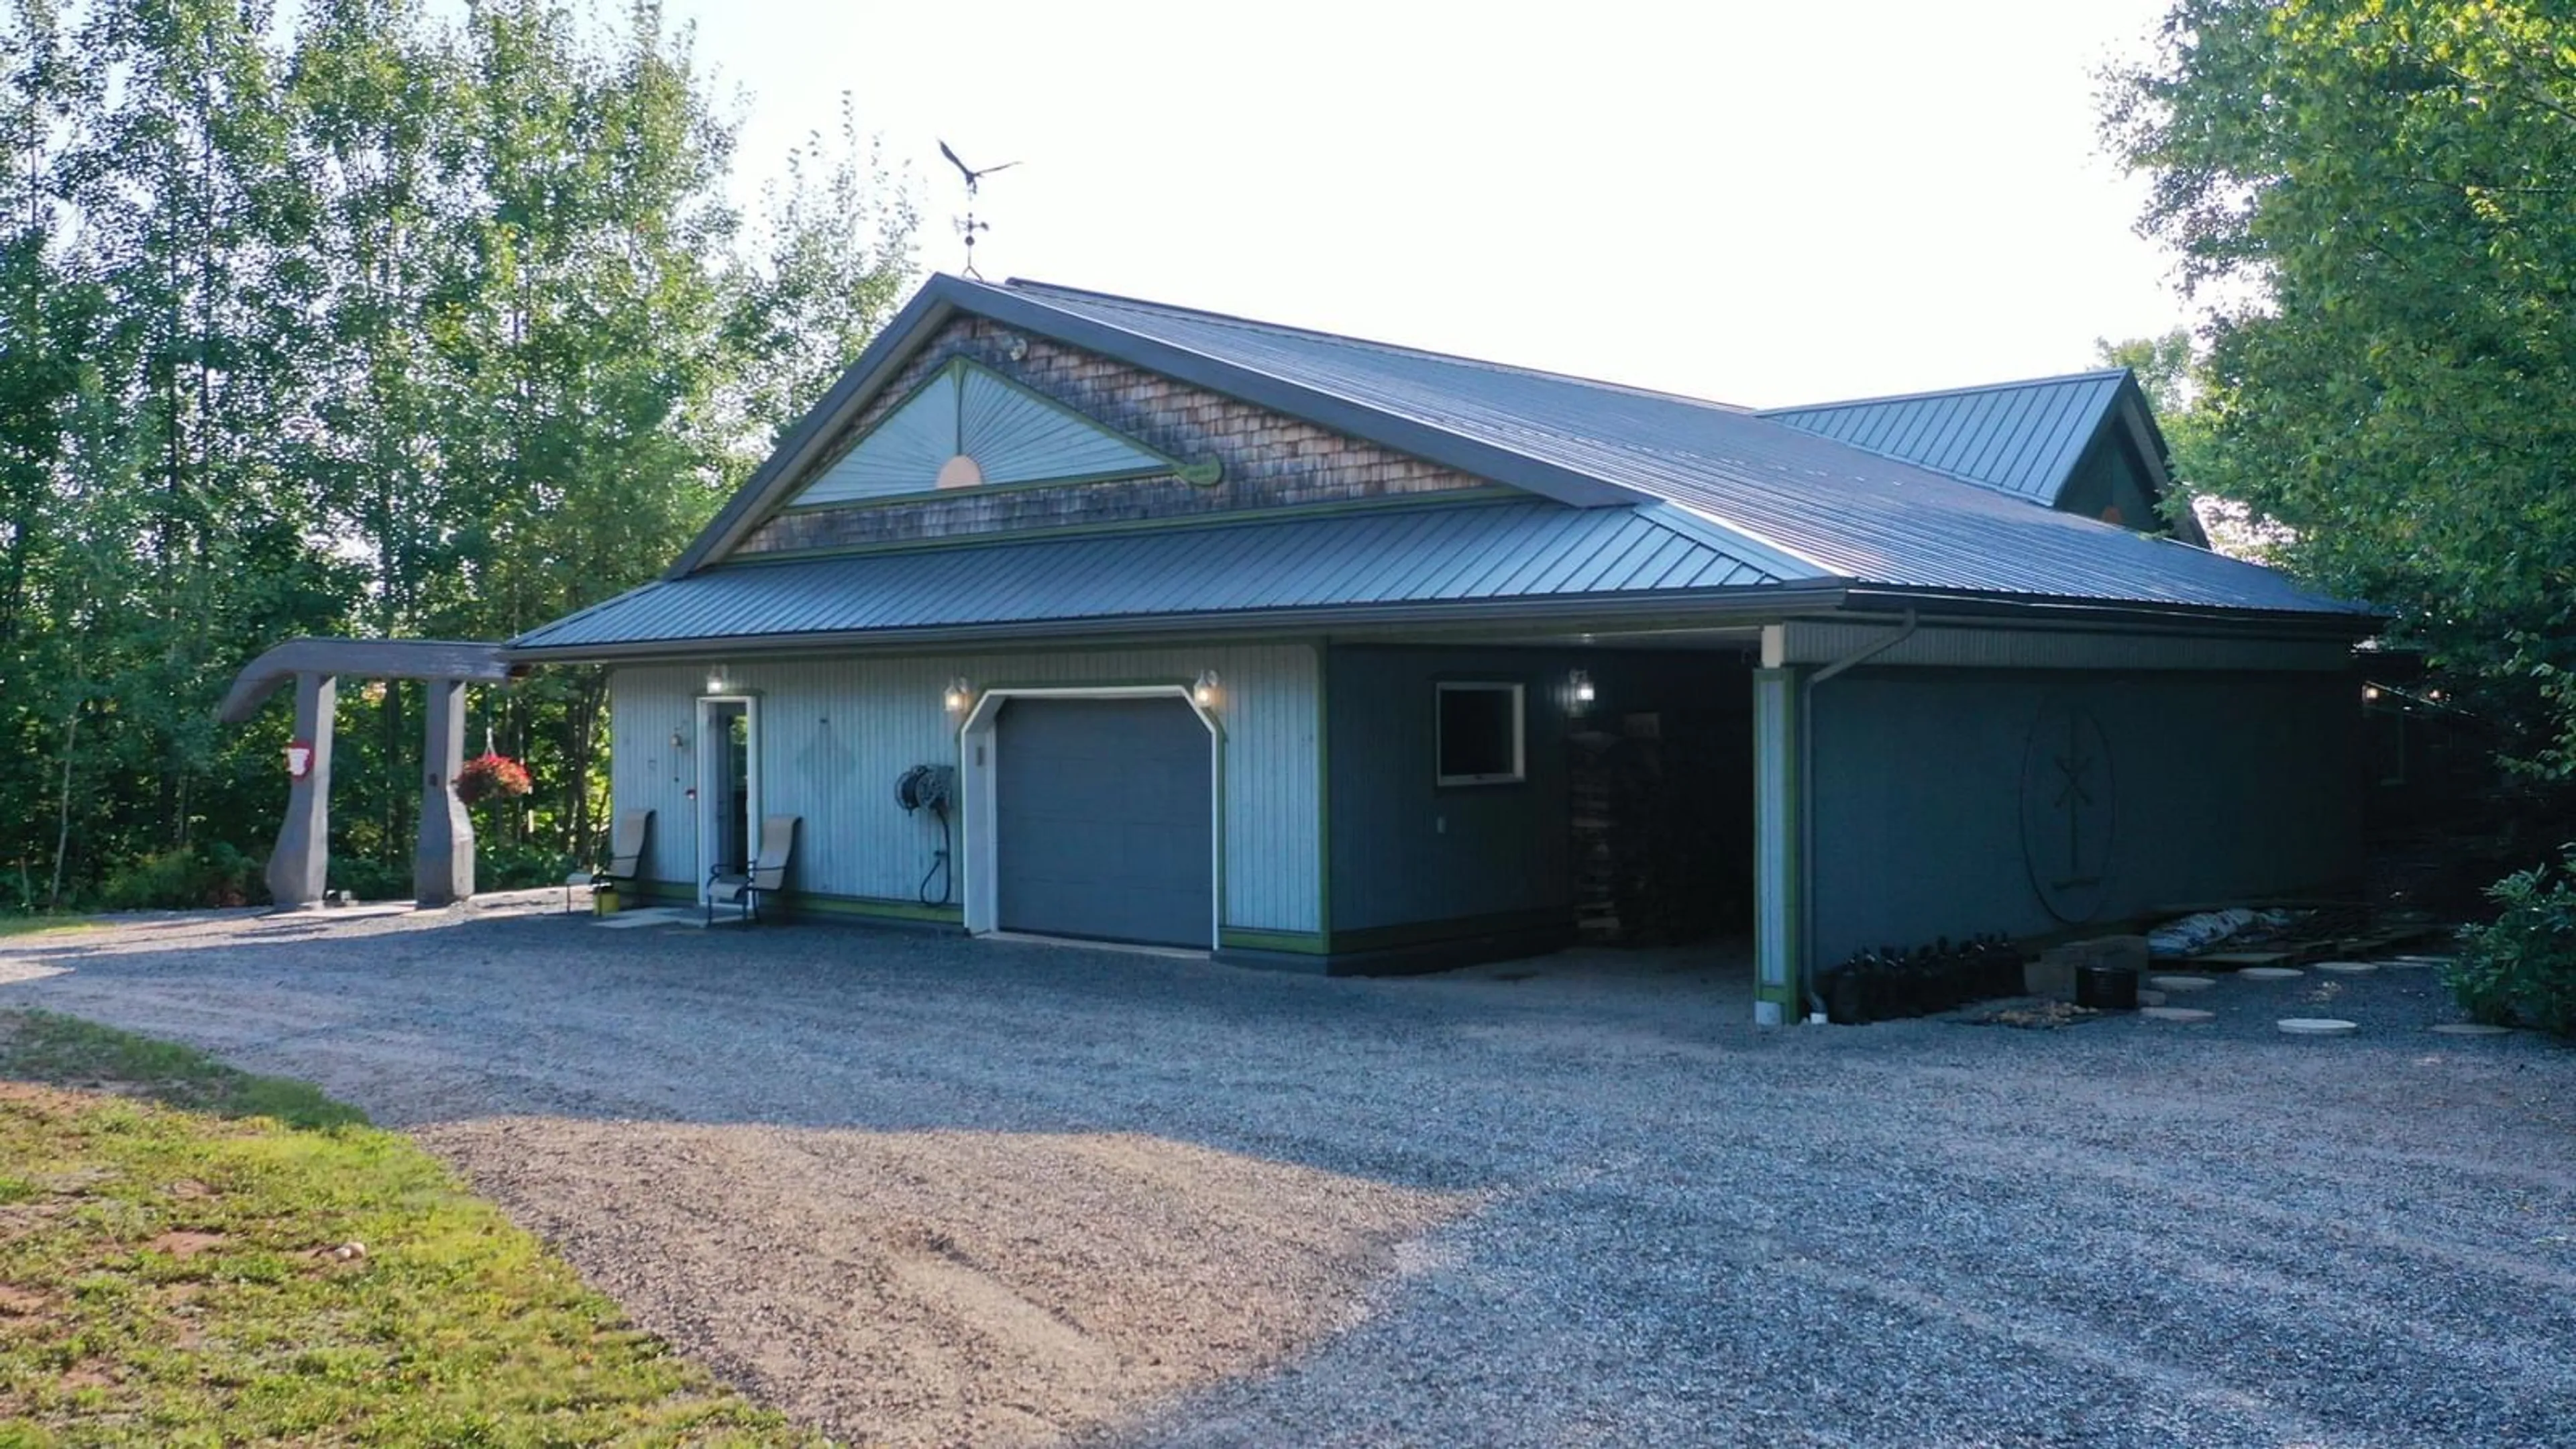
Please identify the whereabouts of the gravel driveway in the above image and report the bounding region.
[3,899,2571,1447]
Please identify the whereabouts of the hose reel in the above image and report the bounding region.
[896,764,957,906]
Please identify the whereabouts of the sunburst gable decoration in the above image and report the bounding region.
[787,358,1185,507]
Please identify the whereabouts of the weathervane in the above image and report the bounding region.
[938,140,1018,280]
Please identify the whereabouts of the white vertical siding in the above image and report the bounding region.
[607,643,1320,932]
[609,667,704,890]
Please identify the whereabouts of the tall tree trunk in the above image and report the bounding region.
[46,706,77,910]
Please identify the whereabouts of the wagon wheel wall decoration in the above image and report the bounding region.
[2019,700,2116,924]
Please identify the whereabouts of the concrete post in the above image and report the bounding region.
[264,672,335,910]
[415,678,474,906]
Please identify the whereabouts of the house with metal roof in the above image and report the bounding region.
[511,274,2375,1021]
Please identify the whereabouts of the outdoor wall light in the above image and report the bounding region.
[705,672,726,696]
[2363,684,2381,702]
[1570,669,1596,705]
[1192,669,1221,707]
[944,676,973,713]
[669,730,687,751]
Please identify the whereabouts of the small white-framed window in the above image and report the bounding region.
[1436,681,1525,786]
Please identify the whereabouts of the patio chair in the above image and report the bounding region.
[706,814,798,926]
[566,808,653,914]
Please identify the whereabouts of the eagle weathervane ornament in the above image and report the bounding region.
[938,140,1018,280]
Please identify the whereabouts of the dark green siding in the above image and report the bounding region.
[1326,645,1574,934]
[1806,668,2363,965]
[1324,644,1752,943]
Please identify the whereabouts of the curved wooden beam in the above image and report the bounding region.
[217,638,517,724]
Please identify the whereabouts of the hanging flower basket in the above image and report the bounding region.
[455,752,533,806]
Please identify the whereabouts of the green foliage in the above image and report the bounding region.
[324,853,410,904]
[0,1010,818,1442]
[2447,849,2576,1034]
[0,0,917,904]
[95,843,263,912]
[2104,1,2576,773]
[478,840,576,891]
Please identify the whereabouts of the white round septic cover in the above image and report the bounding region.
[2278,1018,2358,1035]
[2239,966,2304,980]
[2432,1022,2513,1037]
[2314,961,2379,974]
[2149,975,2218,992]
[2142,1006,2215,1023]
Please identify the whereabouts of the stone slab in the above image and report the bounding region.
[2148,975,2218,992]
[2278,1018,2358,1036]
[2238,967,2304,981]
[2141,1006,2215,1023]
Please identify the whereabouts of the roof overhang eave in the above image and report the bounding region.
[501,581,1857,664]
[1836,585,2388,640]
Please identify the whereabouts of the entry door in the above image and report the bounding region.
[698,698,757,900]
[996,698,1213,947]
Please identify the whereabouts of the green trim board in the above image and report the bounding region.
[1219,928,1328,955]
[741,485,1529,561]
[1326,906,1573,957]
[788,358,1179,508]
[781,891,965,926]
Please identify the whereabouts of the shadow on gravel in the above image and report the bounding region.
[4,905,2575,1448]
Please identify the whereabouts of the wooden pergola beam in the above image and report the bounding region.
[217,638,517,725]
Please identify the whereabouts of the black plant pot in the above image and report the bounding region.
[2076,964,2139,1011]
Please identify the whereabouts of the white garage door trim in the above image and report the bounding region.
[956,685,1225,948]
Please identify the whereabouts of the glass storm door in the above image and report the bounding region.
[698,698,756,900]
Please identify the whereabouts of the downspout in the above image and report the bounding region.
[1794,610,1918,1018]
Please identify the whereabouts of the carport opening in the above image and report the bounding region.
[1566,648,1757,948]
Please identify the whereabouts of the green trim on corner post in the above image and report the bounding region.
[1751,667,1803,1015]
[1313,639,1334,949]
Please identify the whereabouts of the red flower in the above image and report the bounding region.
[455,753,533,806]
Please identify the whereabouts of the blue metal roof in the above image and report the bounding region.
[572,275,2373,658]
[981,282,2363,616]
[513,500,1794,655]
[1757,372,2129,504]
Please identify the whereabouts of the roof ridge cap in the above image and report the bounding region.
[1759,368,2131,417]
[1001,276,1754,415]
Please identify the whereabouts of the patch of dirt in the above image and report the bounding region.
[57,1360,118,1390]
[0,1283,48,1316]
[146,1230,225,1259]
[416,1120,1463,1448]
[0,1081,87,1117]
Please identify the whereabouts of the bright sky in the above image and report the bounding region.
[666,0,2189,410]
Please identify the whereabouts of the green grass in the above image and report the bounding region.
[0,920,93,941]
[0,1010,824,1447]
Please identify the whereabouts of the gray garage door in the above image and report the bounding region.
[996,697,1213,947]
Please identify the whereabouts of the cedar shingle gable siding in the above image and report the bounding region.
[735,317,1495,557]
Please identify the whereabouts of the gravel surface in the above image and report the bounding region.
[3,900,2572,1447]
